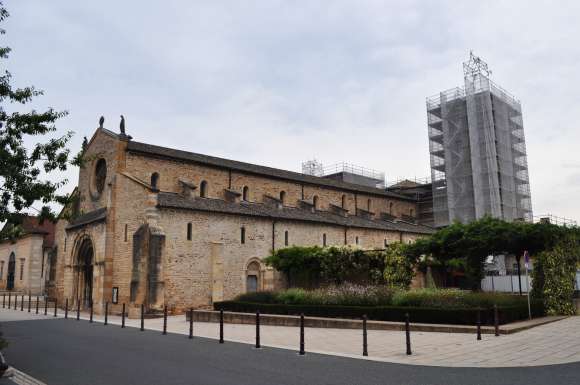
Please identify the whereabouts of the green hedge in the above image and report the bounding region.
[214,300,544,325]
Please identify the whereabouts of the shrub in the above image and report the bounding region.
[384,243,414,289]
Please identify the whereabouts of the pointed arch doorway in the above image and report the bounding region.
[74,237,94,308]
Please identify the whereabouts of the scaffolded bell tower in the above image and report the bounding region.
[426,52,532,227]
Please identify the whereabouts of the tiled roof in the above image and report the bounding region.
[126,141,414,201]
[157,193,434,235]
[66,208,107,230]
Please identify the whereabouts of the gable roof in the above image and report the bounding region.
[126,140,414,202]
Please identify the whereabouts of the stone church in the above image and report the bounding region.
[51,124,434,316]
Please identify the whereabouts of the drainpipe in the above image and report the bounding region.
[272,220,276,252]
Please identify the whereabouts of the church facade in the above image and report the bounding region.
[52,126,434,316]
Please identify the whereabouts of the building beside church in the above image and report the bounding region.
[52,125,434,316]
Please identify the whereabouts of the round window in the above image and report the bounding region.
[94,158,107,194]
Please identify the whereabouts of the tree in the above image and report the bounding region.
[0,2,77,228]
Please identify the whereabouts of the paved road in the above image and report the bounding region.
[2,318,580,385]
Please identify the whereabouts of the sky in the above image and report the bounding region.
[3,0,580,222]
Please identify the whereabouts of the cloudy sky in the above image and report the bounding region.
[4,0,580,221]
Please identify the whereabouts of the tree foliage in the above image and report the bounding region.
[0,2,77,227]
[383,242,414,289]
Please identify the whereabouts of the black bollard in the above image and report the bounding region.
[35,296,39,314]
[188,308,193,339]
[162,305,167,335]
[405,313,412,355]
[64,298,68,319]
[104,302,109,326]
[255,310,261,349]
[299,313,305,355]
[44,296,48,315]
[121,303,125,328]
[140,304,144,331]
[494,305,500,337]
[54,299,57,317]
[20,295,24,311]
[90,302,94,323]
[13,294,17,310]
[362,315,368,357]
[219,309,224,343]
[476,309,482,341]
[76,300,80,321]
[7,293,10,308]
[28,294,31,312]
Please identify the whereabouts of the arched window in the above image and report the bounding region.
[280,191,286,205]
[389,202,394,215]
[284,230,289,246]
[241,226,246,244]
[242,186,249,201]
[384,239,388,247]
[150,172,159,190]
[187,223,192,240]
[322,233,327,247]
[409,208,414,217]
[94,158,107,194]
[367,199,372,212]
[341,195,346,209]
[355,236,359,245]
[312,195,319,210]
[200,180,208,198]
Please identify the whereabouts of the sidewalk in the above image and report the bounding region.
[1,307,579,368]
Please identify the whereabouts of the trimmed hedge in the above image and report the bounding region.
[214,300,545,326]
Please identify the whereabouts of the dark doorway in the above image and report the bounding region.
[7,253,15,290]
[76,238,94,308]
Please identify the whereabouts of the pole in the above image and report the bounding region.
[121,303,125,328]
[299,313,305,355]
[76,299,80,321]
[35,296,39,314]
[525,262,532,320]
[516,256,522,296]
[2,294,4,308]
[362,315,368,357]
[188,308,193,339]
[405,313,412,355]
[20,295,24,311]
[162,305,167,335]
[44,296,48,315]
[140,304,144,331]
[476,309,482,341]
[64,298,68,318]
[494,305,500,337]
[90,301,94,323]
[28,294,31,312]
[104,302,108,325]
[255,310,261,349]
[7,293,10,308]
[219,309,224,343]
[53,299,57,317]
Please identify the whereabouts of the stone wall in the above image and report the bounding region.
[0,235,45,295]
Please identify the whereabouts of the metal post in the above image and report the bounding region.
[35,296,39,314]
[362,315,368,357]
[13,294,17,310]
[121,303,125,328]
[162,305,167,335]
[255,310,261,349]
[28,294,31,312]
[64,298,68,319]
[299,313,305,355]
[405,313,412,355]
[20,295,24,311]
[76,300,80,321]
[188,308,193,339]
[476,309,482,341]
[219,309,224,343]
[516,256,522,296]
[494,305,499,337]
[104,302,109,326]
[7,293,10,308]
[140,304,144,331]
[90,302,94,323]
[44,296,48,315]
[54,299,57,317]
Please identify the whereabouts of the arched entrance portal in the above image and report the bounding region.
[75,238,94,308]
[245,260,262,293]
[6,253,15,290]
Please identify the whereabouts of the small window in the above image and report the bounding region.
[124,224,128,242]
[241,227,246,244]
[322,233,327,247]
[284,230,289,246]
[280,191,286,205]
[312,195,319,210]
[19,259,25,280]
[367,199,372,211]
[410,208,414,217]
[341,195,346,209]
[200,180,208,197]
[151,172,159,190]
[187,223,192,241]
[389,202,394,215]
[384,239,388,247]
[242,186,249,201]
[355,236,359,245]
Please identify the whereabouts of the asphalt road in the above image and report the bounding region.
[2,318,580,385]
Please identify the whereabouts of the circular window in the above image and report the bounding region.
[94,158,107,194]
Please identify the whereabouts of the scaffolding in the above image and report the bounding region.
[302,160,385,188]
[427,53,533,227]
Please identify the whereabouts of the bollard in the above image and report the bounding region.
[7,293,10,308]
[28,294,31,312]
[405,313,412,355]
[76,300,80,321]
[188,308,193,339]
[476,309,482,341]
[54,299,57,317]
[362,315,368,357]
[140,304,144,331]
[35,296,39,314]
[299,313,305,355]
[219,309,224,343]
[255,310,261,349]
[90,302,94,323]
[494,305,500,337]
[44,296,48,315]
[65,298,68,319]
[104,302,109,326]
[14,294,17,310]
[121,303,125,328]
[162,305,167,335]
[20,295,24,311]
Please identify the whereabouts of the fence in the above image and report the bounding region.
[481,271,580,293]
